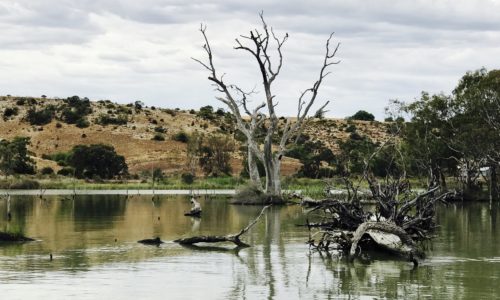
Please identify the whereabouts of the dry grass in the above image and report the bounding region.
[0,96,390,177]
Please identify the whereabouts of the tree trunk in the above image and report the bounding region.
[439,167,447,190]
[490,163,498,202]
[263,155,282,199]
[349,221,418,261]
[247,147,262,188]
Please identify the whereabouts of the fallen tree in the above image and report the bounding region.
[304,174,455,265]
[175,205,270,248]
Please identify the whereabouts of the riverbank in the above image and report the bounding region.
[0,175,432,198]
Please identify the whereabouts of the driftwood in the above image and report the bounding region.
[348,221,419,262]
[304,174,455,265]
[175,205,270,248]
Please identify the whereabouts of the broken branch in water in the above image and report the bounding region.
[174,205,270,248]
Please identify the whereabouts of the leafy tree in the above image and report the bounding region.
[67,144,127,179]
[400,68,499,198]
[187,133,234,177]
[287,139,336,178]
[134,100,144,110]
[198,105,214,120]
[198,135,234,176]
[451,68,500,198]
[350,110,375,121]
[402,92,457,187]
[152,168,164,183]
[61,95,92,125]
[0,137,36,176]
[337,133,377,175]
[26,105,56,125]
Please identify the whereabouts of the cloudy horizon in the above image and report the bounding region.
[1,0,499,119]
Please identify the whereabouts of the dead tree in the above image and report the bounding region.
[175,205,270,248]
[193,12,340,199]
[305,175,455,264]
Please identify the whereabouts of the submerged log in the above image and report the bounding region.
[0,232,34,242]
[138,237,164,245]
[175,205,270,248]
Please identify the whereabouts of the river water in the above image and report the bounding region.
[0,195,499,299]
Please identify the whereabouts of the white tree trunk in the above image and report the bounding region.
[247,146,262,188]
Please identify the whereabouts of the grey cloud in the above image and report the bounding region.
[1,0,499,119]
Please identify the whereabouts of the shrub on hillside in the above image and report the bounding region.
[40,167,54,175]
[96,114,128,126]
[152,133,165,141]
[3,107,19,118]
[349,110,375,121]
[173,132,189,143]
[154,126,167,133]
[26,106,55,125]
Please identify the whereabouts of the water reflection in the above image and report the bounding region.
[0,196,499,299]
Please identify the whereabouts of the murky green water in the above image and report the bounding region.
[0,195,499,299]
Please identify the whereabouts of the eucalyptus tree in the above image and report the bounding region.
[452,68,500,200]
[193,13,339,199]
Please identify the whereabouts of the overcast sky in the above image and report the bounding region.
[1,0,499,119]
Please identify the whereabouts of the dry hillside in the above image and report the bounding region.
[0,95,390,177]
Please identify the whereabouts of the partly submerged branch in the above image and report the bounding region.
[174,205,270,248]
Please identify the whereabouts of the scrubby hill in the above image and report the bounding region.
[0,95,390,177]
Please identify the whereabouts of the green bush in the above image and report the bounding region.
[0,137,36,175]
[181,173,195,184]
[26,106,55,125]
[350,110,375,121]
[197,105,214,120]
[152,133,165,141]
[75,118,90,128]
[173,132,189,143]
[43,151,70,166]
[57,167,75,176]
[154,126,167,133]
[345,124,357,133]
[96,114,128,126]
[3,107,19,118]
[67,144,127,179]
[10,179,40,189]
[40,167,54,175]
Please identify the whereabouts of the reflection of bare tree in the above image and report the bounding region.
[190,217,200,232]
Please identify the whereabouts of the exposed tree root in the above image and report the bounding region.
[304,175,456,265]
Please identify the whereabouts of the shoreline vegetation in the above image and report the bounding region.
[0,175,490,200]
